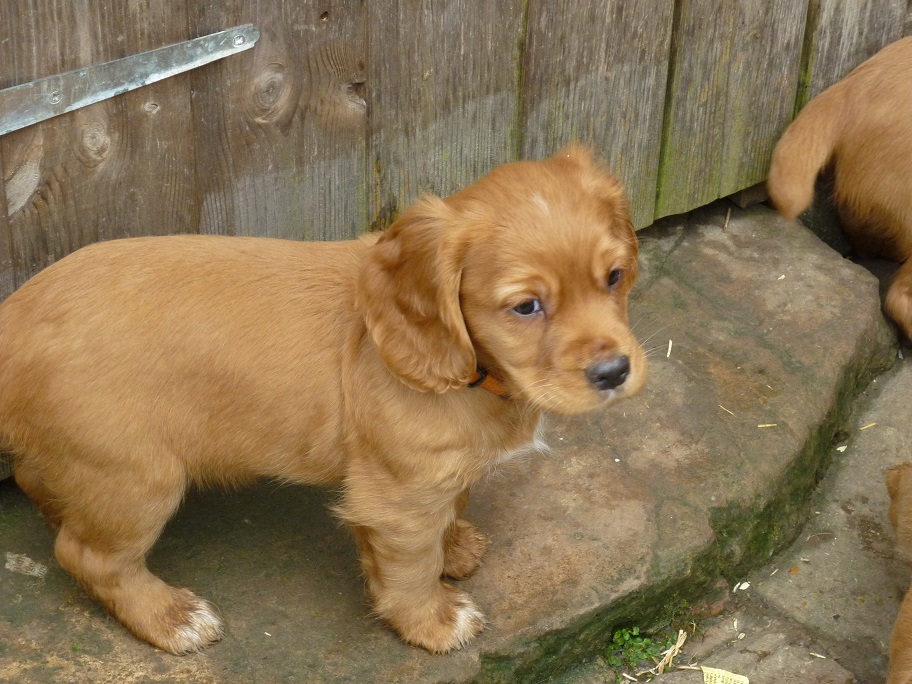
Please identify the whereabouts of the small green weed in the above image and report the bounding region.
[605,626,676,674]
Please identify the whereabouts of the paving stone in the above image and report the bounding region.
[609,246,912,684]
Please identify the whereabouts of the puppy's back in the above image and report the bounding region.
[0,235,366,485]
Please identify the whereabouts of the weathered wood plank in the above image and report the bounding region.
[365,0,526,230]
[799,0,905,106]
[654,0,735,220]
[0,146,12,300]
[0,0,197,288]
[1,0,908,278]
[656,0,808,219]
[522,1,674,228]
[190,2,367,240]
[718,1,808,197]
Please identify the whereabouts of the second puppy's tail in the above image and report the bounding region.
[767,84,847,219]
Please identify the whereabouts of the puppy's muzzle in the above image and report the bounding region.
[585,356,630,392]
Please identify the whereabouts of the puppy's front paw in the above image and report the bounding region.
[448,591,487,649]
[398,585,487,653]
[443,519,490,580]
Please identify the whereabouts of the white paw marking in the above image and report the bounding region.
[452,598,486,648]
[172,599,224,653]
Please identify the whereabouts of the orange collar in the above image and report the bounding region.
[468,367,510,399]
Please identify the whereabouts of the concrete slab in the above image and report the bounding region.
[654,604,858,684]
[627,355,912,684]
[0,204,896,683]
[743,364,909,682]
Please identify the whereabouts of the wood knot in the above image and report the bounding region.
[76,119,111,167]
[251,62,298,127]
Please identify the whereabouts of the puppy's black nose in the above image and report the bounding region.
[585,356,630,391]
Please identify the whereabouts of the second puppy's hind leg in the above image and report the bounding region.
[885,259,912,343]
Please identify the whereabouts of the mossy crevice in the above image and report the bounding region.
[711,321,895,581]
[475,560,719,684]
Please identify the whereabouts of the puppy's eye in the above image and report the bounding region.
[512,299,542,316]
[607,269,623,288]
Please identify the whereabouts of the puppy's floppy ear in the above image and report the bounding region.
[358,197,476,393]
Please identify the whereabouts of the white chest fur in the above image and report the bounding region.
[495,417,550,465]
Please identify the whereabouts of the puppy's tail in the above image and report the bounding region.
[767,84,847,220]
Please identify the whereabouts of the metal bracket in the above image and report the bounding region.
[0,24,260,136]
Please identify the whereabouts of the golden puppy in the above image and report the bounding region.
[767,37,912,339]
[0,146,645,655]
[887,463,912,684]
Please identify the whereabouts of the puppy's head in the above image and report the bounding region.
[358,145,645,413]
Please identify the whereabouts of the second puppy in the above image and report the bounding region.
[767,37,912,339]
[887,463,912,684]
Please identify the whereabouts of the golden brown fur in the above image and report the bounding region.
[0,147,645,655]
[887,463,912,683]
[767,37,912,339]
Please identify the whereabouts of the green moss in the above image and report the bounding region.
[475,554,720,683]
[793,0,819,115]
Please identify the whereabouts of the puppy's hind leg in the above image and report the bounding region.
[885,259,912,342]
[14,459,64,526]
[52,458,223,654]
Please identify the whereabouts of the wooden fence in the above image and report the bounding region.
[0,0,909,300]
